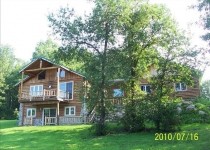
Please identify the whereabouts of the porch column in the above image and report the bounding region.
[57,68,60,99]
[20,71,24,98]
[57,101,60,125]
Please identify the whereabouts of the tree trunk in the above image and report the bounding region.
[98,22,109,135]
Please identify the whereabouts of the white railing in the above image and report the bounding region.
[24,117,33,125]
[21,89,57,100]
[59,91,72,99]
[59,116,83,125]
[45,117,57,125]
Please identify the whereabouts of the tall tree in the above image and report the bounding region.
[0,45,24,119]
[120,3,192,131]
[48,0,133,135]
[33,38,84,73]
[196,0,210,45]
[32,38,59,60]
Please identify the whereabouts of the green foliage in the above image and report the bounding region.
[195,0,210,44]
[0,45,25,119]
[201,80,210,98]
[32,38,59,60]
[121,99,145,132]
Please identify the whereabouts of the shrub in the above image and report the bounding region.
[121,100,145,132]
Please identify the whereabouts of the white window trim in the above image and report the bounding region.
[175,83,187,91]
[60,81,74,100]
[26,108,36,118]
[141,85,151,93]
[113,89,124,97]
[64,106,76,116]
[30,85,43,96]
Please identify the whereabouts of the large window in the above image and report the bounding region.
[113,89,124,97]
[30,85,43,96]
[141,85,151,93]
[59,81,73,99]
[38,71,46,80]
[27,108,36,118]
[65,106,75,116]
[175,83,187,91]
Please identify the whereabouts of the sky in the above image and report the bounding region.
[0,0,209,82]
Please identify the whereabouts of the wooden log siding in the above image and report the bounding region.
[22,102,83,124]
[19,68,84,102]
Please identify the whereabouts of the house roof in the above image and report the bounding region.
[16,57,85,86]
[19,57,85,77]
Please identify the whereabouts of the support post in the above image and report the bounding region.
[57,68,60,99]
[57,101,60,125]
[20,71,24,98]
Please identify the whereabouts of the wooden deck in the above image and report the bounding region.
[20,89,71,101]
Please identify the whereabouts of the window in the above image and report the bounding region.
[113,89,124,97]
[59,81,73,99]
[141,85,151,93]
[175,83,187,91]
[65,106,75,116]
[27,108,36,117]
[60,70,65,78]
[57,69,65,78]
[38,71,46,80]
[30,85,43,96]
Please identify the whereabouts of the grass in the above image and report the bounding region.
[0,120,210,150]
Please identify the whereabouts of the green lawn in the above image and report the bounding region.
[0,120,210,150]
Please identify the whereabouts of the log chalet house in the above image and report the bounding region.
[18,58,86,126]
[18,58,200,126]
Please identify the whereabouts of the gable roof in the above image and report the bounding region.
[19,57,85,78]
[16,57,85,86]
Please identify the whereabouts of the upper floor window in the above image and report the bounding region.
[30,85,43,96]
[175,83,187,91]
[38,71,46,80]
[59,81,73,99]
[60,70,65,78]
[113,89,124,97]
[57,69,65,78]
[27,108,36,118]
[141,85,151,93]
[65,106,75,116]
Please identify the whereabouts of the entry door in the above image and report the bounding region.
[43,108,56,125]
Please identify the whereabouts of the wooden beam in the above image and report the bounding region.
[40,60,42,68]
[57,101,60,125]
[25,66,58,72]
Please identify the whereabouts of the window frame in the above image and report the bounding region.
[30,85,43,96]
[175,83,187,91]
[113,89,124,97]
[64,106,76,116]
[26,108,36,118]
[59,81,74,100]
[140,85,151,93]
[38,71,46,80]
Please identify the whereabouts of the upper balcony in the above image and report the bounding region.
[20,89,72,102]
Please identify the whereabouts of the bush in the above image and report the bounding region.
[160,104,181,131]
[121,100,145,132]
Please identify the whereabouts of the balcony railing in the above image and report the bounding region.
[20,89,71,101]
[45,117,57,125]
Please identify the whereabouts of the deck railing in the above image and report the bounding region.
[45,117,57,125]
[24,117,33,125]
[59,116,83,124]
[21,89,71,100]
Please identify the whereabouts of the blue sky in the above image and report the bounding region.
[1,0,209,81]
